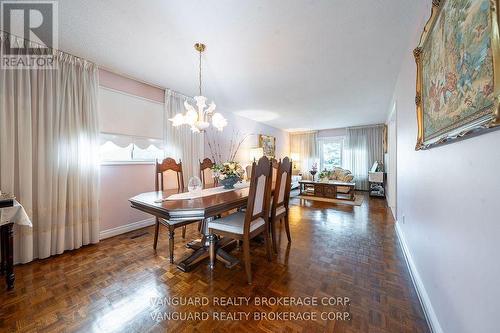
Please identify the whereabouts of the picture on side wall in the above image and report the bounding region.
[259,134,276,158]
[414,0,500,150]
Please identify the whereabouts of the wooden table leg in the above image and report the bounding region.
[177,217,239,272]
[0,225,5,276]
[2,223,14,290]
[167,226,175,264]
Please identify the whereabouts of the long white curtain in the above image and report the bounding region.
[0,34,100,263]
[290,131,318,180]
[164,89,204,184]
[344,125,384,190]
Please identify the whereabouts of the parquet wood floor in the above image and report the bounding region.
[0,193,430,333]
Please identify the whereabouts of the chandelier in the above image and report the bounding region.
[169,43,227,133]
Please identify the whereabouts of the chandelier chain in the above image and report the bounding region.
[198,49,202,96]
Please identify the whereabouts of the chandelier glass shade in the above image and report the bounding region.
[169,43,227,133]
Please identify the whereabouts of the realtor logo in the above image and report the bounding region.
[1,1,58,69]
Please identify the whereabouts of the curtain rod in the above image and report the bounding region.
[348,123,385,130]
[0,30,191,100]
[289,130,318,135]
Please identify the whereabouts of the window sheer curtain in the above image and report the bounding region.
[164,89,204,184]
[290,131,318,180]
[0,34,100,263]
[344,125,384,190]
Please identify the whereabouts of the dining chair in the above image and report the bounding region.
[208,156,273,284]
[199,158,218,188]
[270,158,279,185]
[269,157,292,253]
[153,157,192,263]
[245,164,253,181]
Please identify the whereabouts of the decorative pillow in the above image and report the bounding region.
[340,174,354,182]
[333,167,344,179]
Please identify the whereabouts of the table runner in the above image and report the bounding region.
[0,201,32,227]
[155,182,250,202]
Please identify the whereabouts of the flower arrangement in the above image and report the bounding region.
[318,169,333,181]
[212,161,244,189]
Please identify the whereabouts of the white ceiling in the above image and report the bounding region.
[52,0,423,130]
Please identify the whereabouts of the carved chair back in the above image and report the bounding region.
[244,156,272,235]
[155,158,184,191]
[270,158,279,184]
[199,158,218,188]
[272,157,292,215]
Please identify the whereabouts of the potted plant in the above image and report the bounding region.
[212,161,244,189]
[318,169,333,182]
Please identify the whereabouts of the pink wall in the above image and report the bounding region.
[100,164,155,231]
[98,69,163,234]
[99,69,164,103]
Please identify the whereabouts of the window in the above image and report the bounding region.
[318,137,344,171]
[99,133,165,163]
[97,86,165,163]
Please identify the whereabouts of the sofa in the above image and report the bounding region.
[245,164,302,190]
[290,174,302,190]
[318,167,354,193]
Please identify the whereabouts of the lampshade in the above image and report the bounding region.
[290,153,300,170]
[249,147,264,161]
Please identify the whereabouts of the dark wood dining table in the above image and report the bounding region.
[129,185,252,272]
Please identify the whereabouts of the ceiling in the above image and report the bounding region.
[43,0,424,130]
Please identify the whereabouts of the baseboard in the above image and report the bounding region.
[100,218,155,240]
[395,221,443,333]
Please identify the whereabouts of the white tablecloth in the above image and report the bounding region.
[0,201,32,227]
[155,182,250,202]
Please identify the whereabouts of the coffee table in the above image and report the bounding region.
[299,180,356,201]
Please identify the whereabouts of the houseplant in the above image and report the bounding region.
[212,162,244,189]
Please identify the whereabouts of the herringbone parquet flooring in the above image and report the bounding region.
[0,192,430,333]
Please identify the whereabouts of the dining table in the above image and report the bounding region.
[129,182,259,272]
[1,200,32,290]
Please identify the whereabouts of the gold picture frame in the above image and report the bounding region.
[414,0,500,150]
[258,134,276,158]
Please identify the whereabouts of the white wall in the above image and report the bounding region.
[385,104,397,219]
[317,127,347,138]
[393,3,500,333]
[204,111,290,166]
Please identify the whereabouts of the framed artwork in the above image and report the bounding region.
[383,124,388,154]
[414,0,500,150]
[259,134,276,158]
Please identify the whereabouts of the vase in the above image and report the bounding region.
[219,176,240,189]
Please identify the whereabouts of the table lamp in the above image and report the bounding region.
[249,147,264,162]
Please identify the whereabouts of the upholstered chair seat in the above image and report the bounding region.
[208,212,265,234]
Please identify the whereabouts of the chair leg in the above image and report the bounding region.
[284,213,292,243]
[263,226,273,262]
[182,226,186,238]
[242,237,252,284]
[168,226,175,264]
[270,216,278,254]
[208,232,216,270]
[153,218,160,250]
